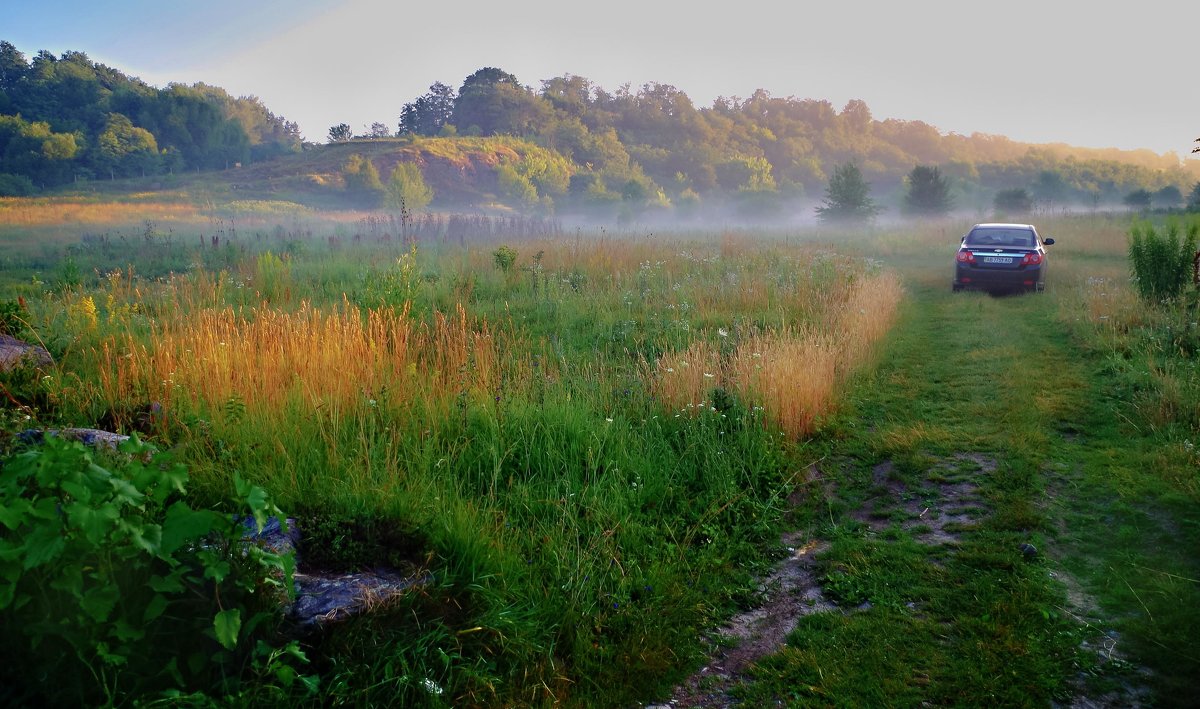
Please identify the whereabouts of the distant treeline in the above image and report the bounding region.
[379,67,1198,211]
[0,41,300,193]
[2,39,1196,212]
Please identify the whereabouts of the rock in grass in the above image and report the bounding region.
[290,568,432,629]
[239,516,431,630]
[18,428,132,450]
[1019,542,1038,560]
[0,334,51,371]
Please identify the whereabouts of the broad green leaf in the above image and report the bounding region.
[148,569,185,593]
[0,498,32,530]
[66,501,119,544]
[119,520,162,556]
[143,593,168,622]
[22,525,65,569]
[202,557,231,583]
[213,608,241,650]
[161,502,220,556]
[107,475,145,506]
[110,618,145,643]
[80,584,120,623]
[48,563,83,597]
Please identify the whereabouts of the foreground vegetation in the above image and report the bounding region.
[1,198,901,705]
[2,196,1198,706]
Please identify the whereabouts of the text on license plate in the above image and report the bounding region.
[982,256,1012,264]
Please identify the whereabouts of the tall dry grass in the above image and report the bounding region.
[94,301,496,426]
[651,270,903,437]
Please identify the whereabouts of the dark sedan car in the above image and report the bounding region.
[952,223,1055,293]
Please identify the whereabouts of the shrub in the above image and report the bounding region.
[0,172,36,196]
[0,435,312,705]
[1128,220,1199,302]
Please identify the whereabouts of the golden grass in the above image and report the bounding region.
[94,301,495,425]
[0,197,203,226]
[651,270,904,437]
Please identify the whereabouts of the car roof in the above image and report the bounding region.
[971,223,1036,230]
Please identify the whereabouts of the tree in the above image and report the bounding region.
[903,165,953,215]
[327,123,352,143]
[1123,189,1152,211]
[1154,185,1183,209]
[399,82,455,136]
[1187,182,1200,210]
[342,153,383,206]
[815,162,879,223]
[385,162,433,211]
[993,188,1032,214]
[1031,170,1068,208]
[95,113,159,178]
[367,122,391,139]
[453,67,550,136]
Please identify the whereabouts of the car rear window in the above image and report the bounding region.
[965,228,1035,247]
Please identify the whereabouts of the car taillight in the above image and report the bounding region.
[956,250,975,264]
[1021,252,1043,266]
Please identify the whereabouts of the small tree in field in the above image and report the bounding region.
[1187,182,1200,211]
[386,162,433,211]
[815,162,879,223]
[903,165,953,216]
[327,123,352,143]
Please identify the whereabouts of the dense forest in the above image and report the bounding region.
[2,39,1197,215]
[0,41,300,193]
[386,68,1199,213]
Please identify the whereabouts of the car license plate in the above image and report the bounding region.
[982,256,1012,264]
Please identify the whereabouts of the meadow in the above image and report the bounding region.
[2,196,1197,707]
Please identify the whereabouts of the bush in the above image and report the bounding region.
[0,172,36,197]
[0,436,313,705]
[1128,220,1199,302]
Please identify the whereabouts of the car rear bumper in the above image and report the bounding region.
[954,265,1044,292]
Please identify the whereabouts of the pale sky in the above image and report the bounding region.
[6,0,1198,159]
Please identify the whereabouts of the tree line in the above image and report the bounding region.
[336,67,1198,216]
[0,41,301,194]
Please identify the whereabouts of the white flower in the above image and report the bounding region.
[703,373,714,379]
[718,328,729,337]
[605,418,613,423]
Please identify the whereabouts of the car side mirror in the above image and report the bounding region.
[1043,238,1055,246]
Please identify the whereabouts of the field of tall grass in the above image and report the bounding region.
[8,195,1196,705]
[0,200,905,705]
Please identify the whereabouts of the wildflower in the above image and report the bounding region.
[718,328,729,337]
[703,373,714,379]
[605,418,614,423]
[421,678,443,696]
[666,367,675,373]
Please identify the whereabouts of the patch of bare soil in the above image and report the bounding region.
[1050,567,1154,709]
[666,535,836,708]
[850,454,992,547]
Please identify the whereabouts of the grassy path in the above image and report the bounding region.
[721,276,1200,707]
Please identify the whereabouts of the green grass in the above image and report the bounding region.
[3,207,1199,706]
[735,222,1200,707]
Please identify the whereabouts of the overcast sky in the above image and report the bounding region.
[7,0,1198,159]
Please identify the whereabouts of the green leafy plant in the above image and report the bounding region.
[492,244,518,274]
[1128,220,1199,302]
[0,435,312,705]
